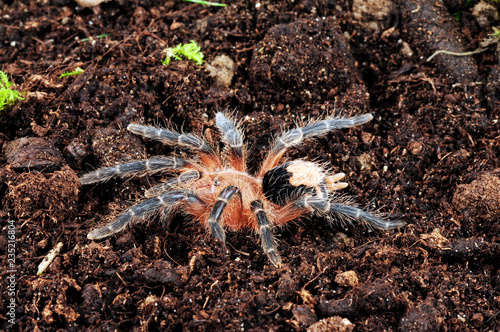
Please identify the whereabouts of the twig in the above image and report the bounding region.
[37,242,63,276]
[427,48,488,62]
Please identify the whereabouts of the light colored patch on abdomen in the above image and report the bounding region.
[287,161,325,187]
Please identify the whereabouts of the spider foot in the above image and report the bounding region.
[267,250,282,268]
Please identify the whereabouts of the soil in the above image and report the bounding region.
[1,0,499,331]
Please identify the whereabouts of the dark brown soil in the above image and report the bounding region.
[1,0,499,331]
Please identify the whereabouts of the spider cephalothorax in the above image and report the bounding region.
[80,112,404,267]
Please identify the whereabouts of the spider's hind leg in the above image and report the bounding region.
[87,190,204,239]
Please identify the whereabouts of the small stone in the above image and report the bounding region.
[420,228,449,250]
[472,1,500,28]
[205,55,235,88]
[471,312,483,327]
[400,41,414,57]
[335,270,359,287]
[292,305,318,328]
[408,140,423,155]
[170,22,184,30]
[75,0,108,7]
[352,0,395,32]
[361,131,374,144]
[307,316,354,332]
[357,153,373,171]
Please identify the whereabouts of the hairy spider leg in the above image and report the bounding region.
[259,114,374,177]
[271,194,327,226]
[80,156,193,185]
[144,170,203,198]
[329,203,405,230]
[127,123,221,170]
[215,112,247,171]
[87,190,204,239]
[284,192,405,230]
[273,198,315,226]
[276,190,405,231]
[250,200,282,268]
[207,185,240,244]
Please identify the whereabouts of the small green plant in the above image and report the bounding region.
[60,67,85,78]
[451,0,473,22]
[162,41,204,66]
[182,0,226,6]
[452,11,462,22]
[491,26,500,37]
[0,71,24,111]
[80,33,111,42]
[427,25,500,62]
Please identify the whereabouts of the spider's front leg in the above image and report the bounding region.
[127,123,221,170]
[87,190,205,239]
[207,185,240,243]
[144,170,203,198]
[80,156,192,185]
[328,201,405,230]
[250,200,282,268]
[295,195,405,230]
[259,113,373,177]
[215,112,247,171]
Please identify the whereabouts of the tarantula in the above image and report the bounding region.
[80,112,404,267]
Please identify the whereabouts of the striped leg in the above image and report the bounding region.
[259,114,373,177]
[207,186,240,243]
[87,190,204,239]
[215,112,246,171]
[144,170,202,198]
[250,200,282,268]
[279,194,405,230]
[274,195,330,226]
[80,156,192,185]
[330,203,405,230]
[128,124,221,169]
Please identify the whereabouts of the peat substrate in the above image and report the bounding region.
[0,0,499,331]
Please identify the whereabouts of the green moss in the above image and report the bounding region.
[0,71,24,112]
[162,41,204,66]
[60,67,85,78]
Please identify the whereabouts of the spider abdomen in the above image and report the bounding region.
[262,161,328,206]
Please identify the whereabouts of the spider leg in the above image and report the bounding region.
[300,195,405,230]
[250,200,282,268]
[207,185,240,244]
[87,190,204,240]
[329,202,405,230]
[80,156,192,185]
[144,170,202,198]
[127,123,221,169]
[259,114,373,177]
[215,112,247,171]
[273,202,310,226]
